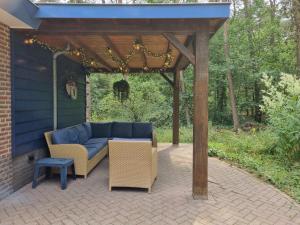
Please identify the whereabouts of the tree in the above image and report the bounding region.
[292,0,300,76]
[224,21,240,131]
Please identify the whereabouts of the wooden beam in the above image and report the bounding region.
[72,37,113,72]
[160,72,174,87]
[163,33,195,65]
[173,70,180,145]
[193,30,209,200]
[33,20,221,35]
[102,35,126,62]
[175,36,194,70]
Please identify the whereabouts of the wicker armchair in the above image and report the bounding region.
[108,140,157,193]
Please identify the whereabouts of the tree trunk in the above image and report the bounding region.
[293,0,300,76]
[243,0,262,122]
[179,71,191,127]
[224,21,240,131]
[269,0,276,46]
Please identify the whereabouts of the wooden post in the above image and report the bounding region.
[193,30,209,200]
[173,70,180,145]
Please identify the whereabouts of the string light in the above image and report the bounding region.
[24,37,174,74]
[105,39,174,73]
[23,37,105,71]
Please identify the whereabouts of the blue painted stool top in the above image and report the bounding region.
[35,158,73,167]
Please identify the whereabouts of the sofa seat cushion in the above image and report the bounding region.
[85,138,108,146]
[83,138,108,160]
[112,122,133,138]
[112,138,152,142]
[91,122,112,138]
[52,127,79,144]
[132,122,153,138]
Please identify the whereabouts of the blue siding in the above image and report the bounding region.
[11,31,86,157]
[57,57,86,128]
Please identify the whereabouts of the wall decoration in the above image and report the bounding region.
[66,79,78,100]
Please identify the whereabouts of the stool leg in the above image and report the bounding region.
[32,165,40,188]
[60,166,67,190]
[71,164,76,180]
[46,167,52,179]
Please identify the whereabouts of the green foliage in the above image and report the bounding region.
[91,74,172,127]
[261,73,300,157]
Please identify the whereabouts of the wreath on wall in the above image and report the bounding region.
[66,79,78,100]
[113,79,130,102]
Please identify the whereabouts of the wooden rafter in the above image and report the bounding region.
[175,36,194,71]
[160,72,174,87]
[102,35,126,63]
[71,37,113,72]
[163,33,195,65]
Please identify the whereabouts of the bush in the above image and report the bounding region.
[261,73,300,157]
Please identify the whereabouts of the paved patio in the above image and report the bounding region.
[0,144,300,225]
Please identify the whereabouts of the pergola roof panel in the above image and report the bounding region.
[8,2,230,72]
[35,3,230,20]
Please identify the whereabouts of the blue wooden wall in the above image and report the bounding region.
[11,31,86,157]
[57,58,86,129]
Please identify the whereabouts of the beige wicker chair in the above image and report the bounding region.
[108,140,157,193]
[44,131,108,178]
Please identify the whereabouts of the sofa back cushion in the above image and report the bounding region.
[84,122,92,138]
[91,122,112,138]
[74,123,91,144]
[132,122,153,138]
[112,122,133,138]
[52,127,79,144]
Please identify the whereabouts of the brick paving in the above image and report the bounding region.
[0,144,300,225]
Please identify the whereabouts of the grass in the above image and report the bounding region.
[156,126,300,203]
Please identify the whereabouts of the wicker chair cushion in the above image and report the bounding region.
[132,122,152,138]
[111,122,133,138]
[91,122,112,138]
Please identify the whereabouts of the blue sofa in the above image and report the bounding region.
[44,122,156,178]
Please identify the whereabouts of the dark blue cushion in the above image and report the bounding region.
[83,138,108,159]
[84,122,92,138]
[85,147,99,160]
[52,128,70,144]
[52,127,79,144]
[84,138,108,146]
[75,124,89,144]
[68,127,80,144]
[132,122,153,138]
[111,122,133,138]
[91,122,112,138]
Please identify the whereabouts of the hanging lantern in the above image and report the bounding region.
[113,79,130,102]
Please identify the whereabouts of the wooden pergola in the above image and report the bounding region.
[17,3,230,199]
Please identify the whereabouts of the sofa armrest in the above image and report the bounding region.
[152,131,157,147]
[48,144,88,172]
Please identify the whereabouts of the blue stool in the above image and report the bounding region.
[32,158,76,190]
